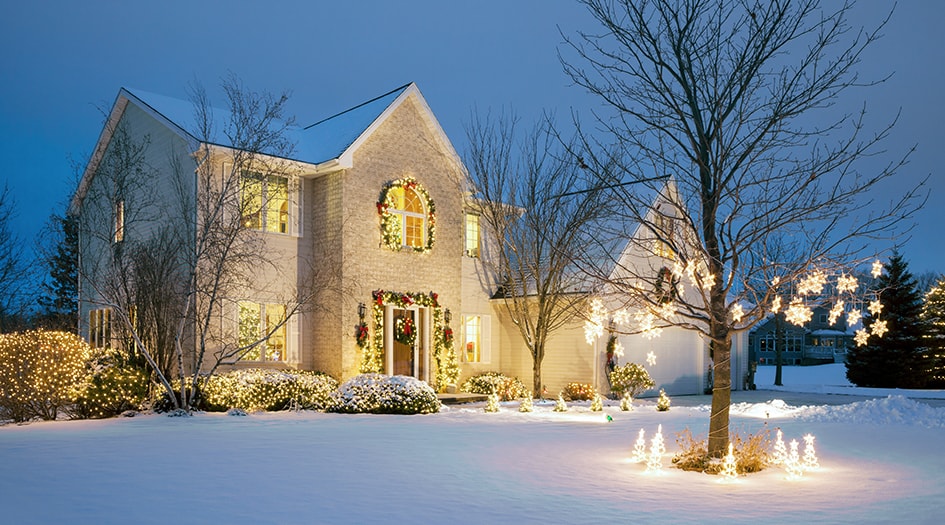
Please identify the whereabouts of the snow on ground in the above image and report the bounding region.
[2,365,944,524]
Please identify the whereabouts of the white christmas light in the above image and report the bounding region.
[871,260,884,278]
[785,298,813,326]
[658,301,676,319]
[645,424,666,473]
[802,434,819,470]
[584,299,606,345]
[612,308,630,327]
[868,299,883,317]
[646,351,657,366]
[854,328,869,347]
[771,429,787,466]
[731,303,744,323]
[771,295,782,313]
[671,260,684,280]
[785,439,803,480]
[632,429,647,463]
[847,309,863,327]
[837,274,858,294]
[613,340,625,359]
[797,271,827,296]
[719,443,738,482]
[871,319,889,338]
[828,301,845,325]
[700,271,716,291]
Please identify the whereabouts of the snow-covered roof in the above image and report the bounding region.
[811,329,853,337]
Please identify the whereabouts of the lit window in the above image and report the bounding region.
[238,302,287,362]
[653,208,674,259]
[89,308,111,348]
[114,200,125,243]
[241,171,290,233]
[463,315,481,363]
[465,213,480,257]
[389,185,426,248]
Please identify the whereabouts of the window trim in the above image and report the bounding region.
[238,301,291,363]
[465,212,480,257]
[240,170,293,236]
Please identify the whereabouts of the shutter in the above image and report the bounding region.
[481,314,492,364]
[291,177,302,237]
[289,311,300,364]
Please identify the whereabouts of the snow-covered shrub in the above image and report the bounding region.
[0,330,91,422]
[484,392,500,413]
[563,382,596,401]
[590,392,604,411]
[656,389,671,411]
[328,374,440,414]
[71,347,149,419]
[461,371,527,401]
[609,363,655,397]
[519,394,533,413]
[202,369,338,412]
[553,394,569,412]
[620,393,633,411]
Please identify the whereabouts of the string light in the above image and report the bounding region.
[854,329,869,347]
[871,319,889,338]
[719,443,738,482]
[785,298,813,326]
[646,351,657,366]
[771,295,782,313]
[632,429,647,463]
[872,260,884,278]
[731,303,744,323]
[785,440,804,480]
[828,300,845,325]
[771,429,787,466]
[868,299,884,316]
[847,309,863,327]
[646,424,666,472]
[802,434,819,470]
[797,271,827,296]
[837,274,858,294]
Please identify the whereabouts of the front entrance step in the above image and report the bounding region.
[437,393,488,405]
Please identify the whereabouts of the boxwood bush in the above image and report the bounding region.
[461,371,528,401]
[202,369,338,412]
[329,374,440,414]
[609,362,655,397]
[71,347,149,419]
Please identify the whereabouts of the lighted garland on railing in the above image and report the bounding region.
[433,307,460,391]
[376,177,436,253]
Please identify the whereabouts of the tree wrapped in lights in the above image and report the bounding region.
[771,429,787,466]
[785,440,804,480]
[562,0,924,457]
[631,428,647,462]
[0,330,91,422]
[719,443,738,482]
[802,434,819,470]
[646,424,667,472]
[519,393,533,413]
[590,392,604,411]
[484,392,500,413]
[620,392,633,411]
[656,389,671,412]
[553,394,569,412]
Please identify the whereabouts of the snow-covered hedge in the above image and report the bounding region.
[461,371,528,401]
[202,369,338,412]
[328,374,440,414]
[71,347,149,419]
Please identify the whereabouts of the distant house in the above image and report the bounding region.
[750,305,854,366]
[71,82,750,396]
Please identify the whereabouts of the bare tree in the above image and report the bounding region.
[0,184,29,332]
[562,0,926,455]
[464,113,610,395]
[77,77,331,410]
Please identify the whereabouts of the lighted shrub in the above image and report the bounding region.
[563,382,596,401]
[609,363,655,397]
[461,371,527,401]
[672,427,771,475]
[0,330,91,422]
[71,347,149,419]
[329,374,440,414]
[202,369,338,412]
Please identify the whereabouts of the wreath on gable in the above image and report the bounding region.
[655,266,679,304]
[376,177,436,253]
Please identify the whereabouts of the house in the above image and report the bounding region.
[749,305,855,366]
[71,82,748,397]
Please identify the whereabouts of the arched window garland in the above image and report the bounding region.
[376,177,436,253]
[655,266,679,304]
[357,289,460,390]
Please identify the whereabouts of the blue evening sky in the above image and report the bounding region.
[1,1,942,274]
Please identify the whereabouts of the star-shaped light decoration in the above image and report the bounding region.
[612,308,630,327]
[785,298,813,326]
[658,301,676,319]
[646,351,657,366]
[584,299,606,345]
[871,259,884,278]
[871,319,889,338]
[772,276,781,286]
[731,303,744,323]
[685,260,697,284]
[635,310,663,340]
[828,300,845,325]
[613,340,625,358]
[701,271,716,291]
[847,309,863,327]
[671,260,684,280]
[854,328,869,347]
[868,299,883,317]
[837,274,858,294]
[771,295,782,313]
[797,271,827,296]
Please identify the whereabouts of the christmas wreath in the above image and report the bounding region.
[395,315,416,346]
[355,322,370,349]
[655,266,678,304]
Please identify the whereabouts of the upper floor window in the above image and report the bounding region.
[241,171,289,234]
[377,177,435,253]
[238,301,287,362]
[465,213,480,257]
[113,200,125,243]
[653,207,674,259]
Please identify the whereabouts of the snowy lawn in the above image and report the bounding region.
[2,365,944,524]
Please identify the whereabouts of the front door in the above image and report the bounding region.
[392,309,415,376]
[388,307,427,380]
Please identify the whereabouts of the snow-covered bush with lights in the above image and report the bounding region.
[553,394,569,412]
[590,392,604,411]
[563,382,596,401]
[0,330,91,422]
[656,388,671,411]
[71,346,149,419]
[620,393,633,411]
[202,369,338,412]
[329,374,440,414]
[484,392,500,413]
[461,371,527,401]
[609,363,655,398]
[519,393,533,412]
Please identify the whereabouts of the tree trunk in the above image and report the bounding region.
[532,344,544,398]
[708,332,732,457]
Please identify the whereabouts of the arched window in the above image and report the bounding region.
[389,185,426,248]
[378,178,436,252]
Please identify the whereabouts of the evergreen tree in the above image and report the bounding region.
[846,253,930,388]
[921,275,945,387]
[36,214,78,331]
